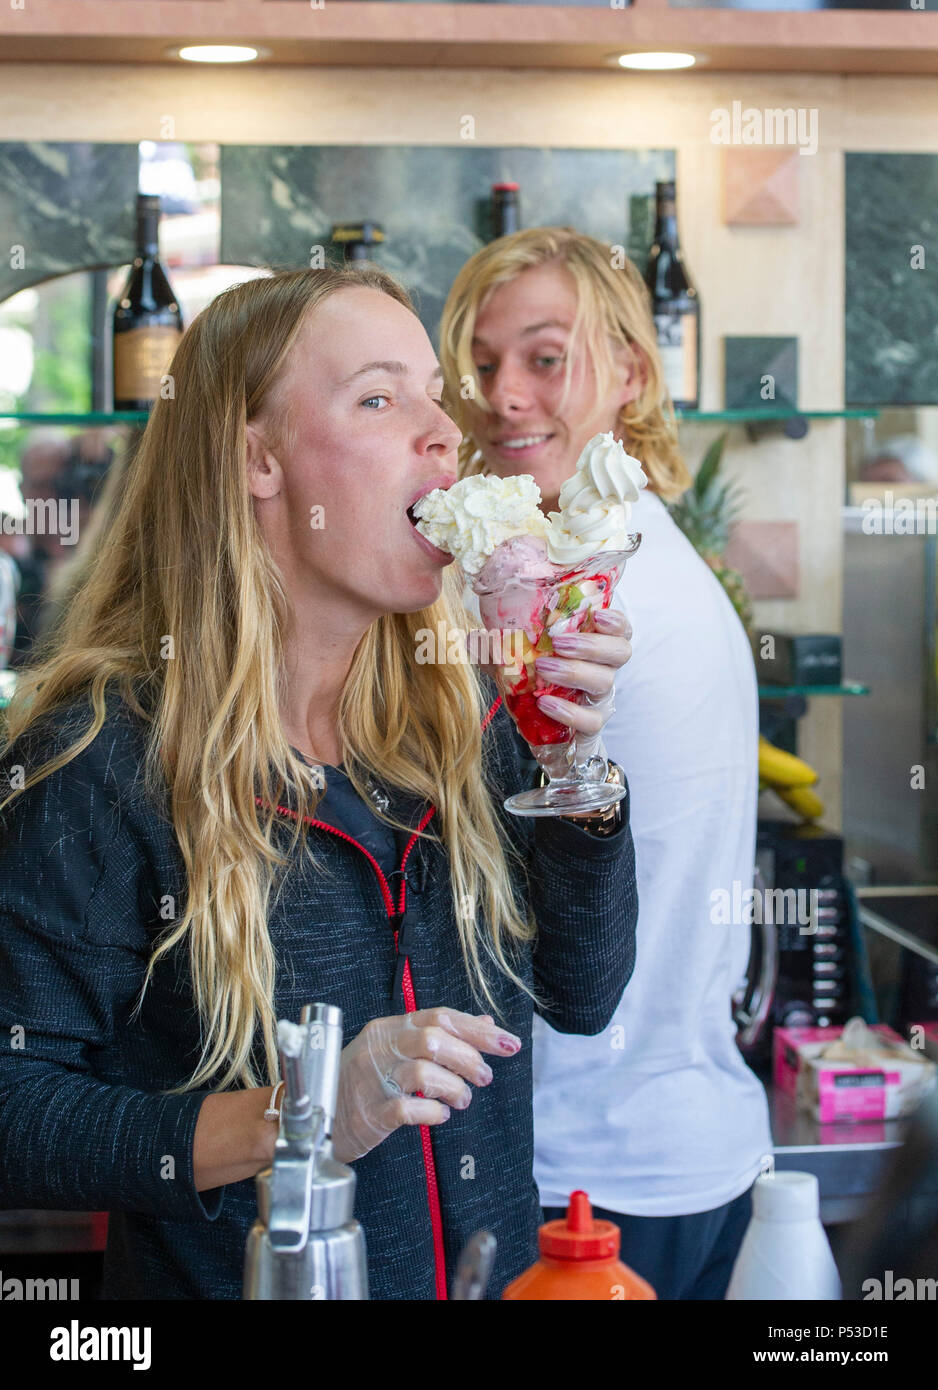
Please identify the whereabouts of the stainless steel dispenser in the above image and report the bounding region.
[243,1002,368,1300]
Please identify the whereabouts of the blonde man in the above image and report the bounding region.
[439,227,772,1300]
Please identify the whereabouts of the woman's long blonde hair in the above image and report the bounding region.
[438,226,691,500]
[0,265,535,1094]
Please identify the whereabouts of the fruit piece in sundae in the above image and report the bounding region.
[504,682,573,747]
[545,575,614,634]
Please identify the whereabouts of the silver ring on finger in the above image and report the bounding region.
[380,1067,404,1099]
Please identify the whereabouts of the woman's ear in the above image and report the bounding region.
[246,422,281,501]
[619,342,648,408]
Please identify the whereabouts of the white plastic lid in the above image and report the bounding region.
[752,1171,820,1222]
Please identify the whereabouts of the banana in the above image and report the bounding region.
[776,784,825,822]
[758,735,819,789]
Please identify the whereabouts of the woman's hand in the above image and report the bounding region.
[333,1007,521,1164]
[192,1008,521,1190]
[531,607,632,750]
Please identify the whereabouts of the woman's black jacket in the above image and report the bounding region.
[0,684,637,1299]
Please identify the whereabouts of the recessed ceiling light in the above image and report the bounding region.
[167,45,269,64]
[615,52,700,71]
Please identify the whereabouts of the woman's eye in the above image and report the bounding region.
[473,357,562,376]
[360,394,390,410]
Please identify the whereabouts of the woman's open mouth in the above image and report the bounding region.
[493,433,555,460]
[406,504,452,564]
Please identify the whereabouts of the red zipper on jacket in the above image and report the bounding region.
[255,692,502,1301]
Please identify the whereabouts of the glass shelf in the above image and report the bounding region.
[677,409,879,423]
[0,408,879,426]
[0,412,148,425]
[758,682,871,698]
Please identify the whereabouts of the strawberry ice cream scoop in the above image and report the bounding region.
[476,534,554,590]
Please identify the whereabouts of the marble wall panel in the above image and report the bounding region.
[219,144,674,340]
[0,142,139,304]
[846,151,938,406]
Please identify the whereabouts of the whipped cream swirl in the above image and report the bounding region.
[546,431,647,566]
[413,473,548,576]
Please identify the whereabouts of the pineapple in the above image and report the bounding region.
[669,431,754,635]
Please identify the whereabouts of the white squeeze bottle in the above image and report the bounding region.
[726,1171,841,1300]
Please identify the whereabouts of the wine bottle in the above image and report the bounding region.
[491,182,520,239]
[112,194,183,412]
[644,180,699,411]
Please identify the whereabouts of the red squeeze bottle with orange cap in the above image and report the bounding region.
[502,1191,657,1301]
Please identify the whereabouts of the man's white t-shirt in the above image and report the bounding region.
[532,490,773,1216]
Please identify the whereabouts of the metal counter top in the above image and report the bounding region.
[766,1081,918,1224]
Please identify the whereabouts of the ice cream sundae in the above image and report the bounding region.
[413,433,646,815]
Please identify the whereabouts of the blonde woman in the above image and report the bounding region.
[0,265,637,1302]
[440,229,772,1300]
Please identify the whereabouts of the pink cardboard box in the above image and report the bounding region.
[773,1023,935,1124]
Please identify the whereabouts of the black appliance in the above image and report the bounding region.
[735,820,857,1061]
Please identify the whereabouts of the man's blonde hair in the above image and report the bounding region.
[438,226,692,501]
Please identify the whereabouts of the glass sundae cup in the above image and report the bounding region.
[468,534,641,817]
